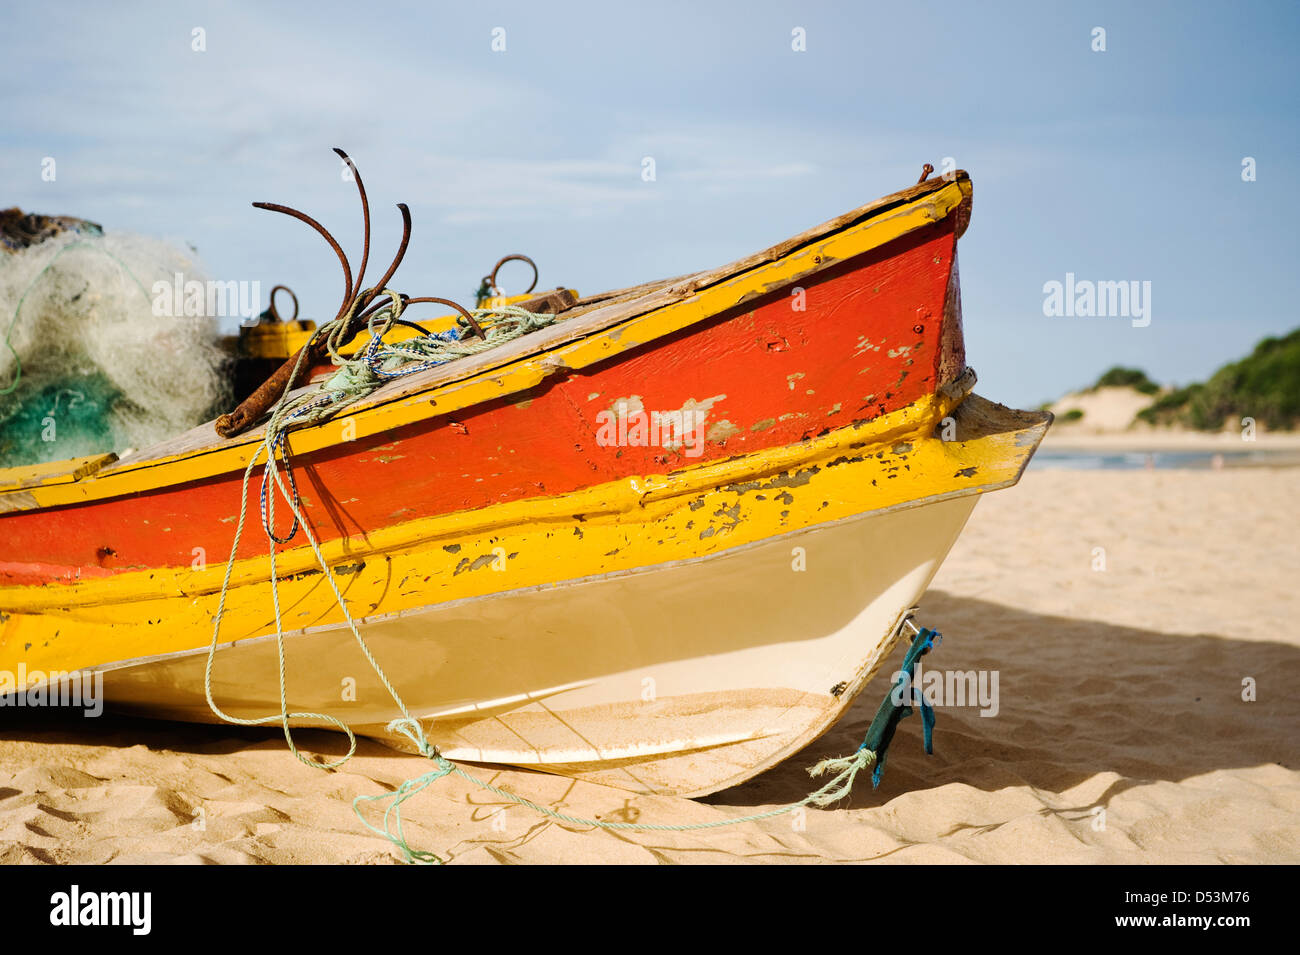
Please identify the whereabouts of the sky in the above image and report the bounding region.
[2,0,1298,407]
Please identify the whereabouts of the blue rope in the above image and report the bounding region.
[858,626,941,787]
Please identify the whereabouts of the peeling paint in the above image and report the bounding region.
[678,393,726,420]
[853,335,882,357]
[706,420,740,443]
[608,394,645,417]
[724,466,820,495]
[453,553,500,575]
[711,502,742,534]
[826,455,866,468]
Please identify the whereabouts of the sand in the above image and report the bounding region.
[1047,385,1163,433]
[2,466,1297,865]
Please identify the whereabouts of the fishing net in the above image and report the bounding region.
[0,231,232,468]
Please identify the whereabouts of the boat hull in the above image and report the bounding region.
[99,492,979,797]
[23,390,1050,796]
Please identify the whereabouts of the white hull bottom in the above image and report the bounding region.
[98,496,977,796]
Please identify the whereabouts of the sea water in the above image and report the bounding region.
[0,231,231,468]
[1029,449,1299,470]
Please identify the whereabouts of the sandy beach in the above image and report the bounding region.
[1,464,1296,865]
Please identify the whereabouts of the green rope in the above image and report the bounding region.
[1,240,153,397]
[354,717,877,864]
[266,294,553,432]
[207,293,895,863]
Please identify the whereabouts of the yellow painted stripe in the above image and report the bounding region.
[0,389,954,613]
[0,393,1046,679]
[0,453,118,491]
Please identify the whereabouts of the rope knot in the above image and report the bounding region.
[385,717,439,759]
[805,748,878,807]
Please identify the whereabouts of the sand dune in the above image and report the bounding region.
[2,468,1297,864]
[1044,384,1300,453]
[1047,385,1160,433]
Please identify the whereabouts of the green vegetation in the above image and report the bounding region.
[1135,384,1202,426]
[1062,408,1085,422]
[1091,366,1161,395]
[1134,328,1300,430]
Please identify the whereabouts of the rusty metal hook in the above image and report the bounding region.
[218,150,478,438]
[483,253,538,298]
[917,163,934,184]
[333,147,371,310]
[266,284,299,323]
[404,296,486,339]
[354,292,482,339]
[252,202,354,324]
[359,203,412,315]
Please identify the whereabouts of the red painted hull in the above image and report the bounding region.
[0,221,961,587]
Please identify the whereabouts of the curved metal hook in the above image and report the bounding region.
[252,201,354,322]
[353,292,402,327]
[484,253,538,297]
[404,296,485,339]
[333,147,370,309]
[267,284,299,323]
[355,203,412,316]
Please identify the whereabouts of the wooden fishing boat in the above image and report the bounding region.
[0,166,1050,797]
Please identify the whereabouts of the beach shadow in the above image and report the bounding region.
[706,590,1300,809]
[2,590,1295,809]
[0,707,395,763]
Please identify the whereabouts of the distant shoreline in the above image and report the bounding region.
[1041,430,1300,453]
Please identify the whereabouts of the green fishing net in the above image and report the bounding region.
[0,232,232,469]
